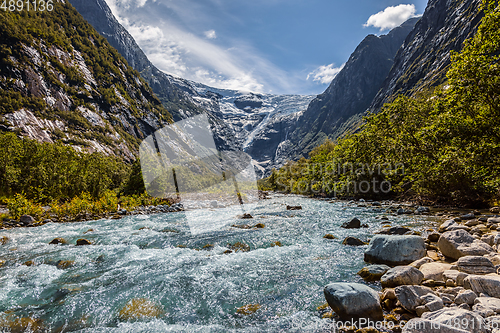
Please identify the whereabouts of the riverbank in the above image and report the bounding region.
[0,194,447,332]
[1,193,500,331]
[319,199,500,332]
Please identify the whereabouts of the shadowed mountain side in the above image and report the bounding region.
[289,18,419,159]
[368,0,483,112]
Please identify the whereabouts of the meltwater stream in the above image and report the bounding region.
[0,195,439,332]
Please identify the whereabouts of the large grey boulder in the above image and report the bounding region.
[419,262,453,282]
[395,285,435,312]
[438,230,493,260]
[381,266,424,288]
[457,256,496,275]
[403,319,470,332]
[421,308,484,333]
[364,235,426,266]
[464,275,500,298]
[324,283,383,320]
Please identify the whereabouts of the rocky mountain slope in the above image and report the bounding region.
[288,18,419,158]
[186,82,314,176]
[69,0,314,176]
[68,0,204,122]
[368,0,483,112]
[0,1,174,160]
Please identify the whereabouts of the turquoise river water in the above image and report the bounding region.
[0,195,440,332]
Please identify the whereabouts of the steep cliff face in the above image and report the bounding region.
[289,18,419,158]
[369,0,483,111]
[68,0,204,122]
[0,1,171,160]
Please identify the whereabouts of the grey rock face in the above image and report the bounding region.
[289,19,418,158]
[364,235,426,266]
[421,308,484,333]
[381,266,424,288]
[463,275,500,298]
[419,262,453,282]
[454,290,477,306]
[457,256,496,275]
[369,0,483,113]
[323,282,383,320]
[395,285,436,312]
[438,230,493,260]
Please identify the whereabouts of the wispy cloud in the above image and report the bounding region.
[307,63,345,85]
[204,30,217,39]
[104,0,302,93]
[364,4,418,31]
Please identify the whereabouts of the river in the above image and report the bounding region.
[0,195,439,332]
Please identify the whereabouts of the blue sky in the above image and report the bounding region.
[104,0,428,95]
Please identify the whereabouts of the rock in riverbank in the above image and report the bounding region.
[357,265,391,282]
[437,230,492,260]
[381,266,424,288]
[324,283,383,320]
[364,235,426,266]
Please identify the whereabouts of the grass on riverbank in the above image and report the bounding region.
[3,191,172,224]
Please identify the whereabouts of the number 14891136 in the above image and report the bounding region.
[1,0,54,11]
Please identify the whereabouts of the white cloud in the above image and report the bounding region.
[364,4,418,31]
[204,30,217,39]
[103,0,308,93]
[307,63,345,85]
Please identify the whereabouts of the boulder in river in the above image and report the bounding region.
[0,236,9,245]
[56,260,75,269]
[76,239,92,246]
[437,230,493,260]
[323,234,337,240]
[20,215,35,226]
[118,298,164,321]
[341,218,361,229]
[342,237,366,246]
[381,266,424,288]
[286,205,302,211]
[49,238,67,245]
[323,282,383,320]
[457,256,495,275]
[364,235,426,266]
[236,304,261,315]
[357,264,390,282]
[376,226,411,235]
[229,242,250,252]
